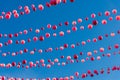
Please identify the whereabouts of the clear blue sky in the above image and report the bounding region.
[0,0,120,79]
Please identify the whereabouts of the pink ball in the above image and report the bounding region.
[52,25,57,30]
[67,30,71,34]
[0,16,3,19]
[35,29,40,33]
[40,59,44,63]
[48,48,53,52]
[80,26,84,30]
[62,0,67,3]
[39,36,44,41]
[18,6,22,10]
[29,61,33,67]
[107,53,111,57]
[100,47,104,52]
[88,24,93,29]
[8,40,13,44]
[81,41,86,45]
[64,44,68,48]
[97,56,101,60]
[53,33,57,37]
[110,32,115,37]
[72,21,77,26]
[59,31,64,36]
[22,60,27,64]
[33,36,38,41]
[60,46,64,50]
[67,56,71,60]
[81,59,85,63]
[94,50,98,54]
[19,31,22,34]
[45,33,50,38]
[116,15,120,20]
[28,38,31,42]
[93,38,97,42]
[54,58,59,62]
[25,9,30,14]
[102,20,107,24]
[21,40,25,44]
[87,39,91,42]
[56,0,61,4]
[24,6,29,10]
[72,26,77,31]
[47,64,51,68]
[114,44,119,48]
[91,13,96,18]
[12,52,16,56]
[14,33,18,37]
[30,51,34,55]
[78,18,82,23]
[64,21,69,26]
[75,72,79,77]
[81,73,87,78]
[112,9,117,14]
[109,17,113,21]
[0,43,3,47]
[26,66,29,69]
[46,2,51,7]
[38,49,43,53]
[38,4,44,10]
[2,53,6,57]
[64,77,69,80]
[8,34,13,38]
[71,44,75,48]
[47,24,51,28]
[62,62,66,66]
[23,30,28,34]
[5,14,11,19]
[12,10,17,14]
[87,52,92,56]
[105,11,110,16]
[70,76,74,80]
[59,77,63,80]
[14,13,19,18]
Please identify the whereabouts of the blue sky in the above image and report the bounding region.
[0,0,120,79]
